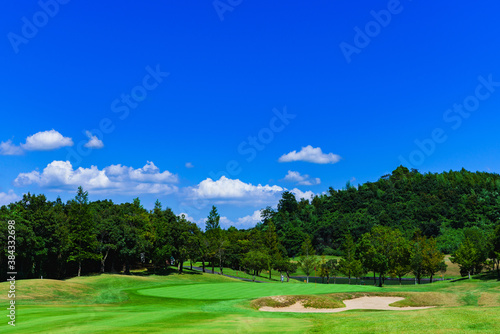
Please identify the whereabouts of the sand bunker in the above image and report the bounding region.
[260,296,434,313]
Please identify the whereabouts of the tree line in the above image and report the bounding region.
[1,166,499,282]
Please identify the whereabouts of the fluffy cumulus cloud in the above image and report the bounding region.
[186,176,283,205]
[278,145,341,164]
[0,130,73,155]
[291,188,316,200]
[282,170,321,186]
[0,190,21,206]
[84,131,104,149]
[21,130,73,151]
[14,160,178,195]
[234,210,262,227]
[0,140,24,155]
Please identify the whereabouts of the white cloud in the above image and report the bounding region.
[0,190,21,206]
[84,131,104,149]
[21,130,73,151]
[219,216,234,228]
[186,176,283,205]
[182,210,262,230]
[105,161,178,183]
[235,210,262,227]
[282,170,321,185]
[1,130,73,155]
[0,140,24,155]
[291,188,316,201]
[185,162,194,168]
[179,213,205,226]
[278,145,341,164]
[14,160,178,195]
[213,210,262,229]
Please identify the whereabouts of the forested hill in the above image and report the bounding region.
[260,166,500,256]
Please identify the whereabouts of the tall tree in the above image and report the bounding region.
[115,199,148,275]
[451,236,481,279]
[421,237,446,283]
[388,230,411,285]
[205,206,221,274]
[264,221,282,279]
[299,236,317,283]
[339,234,362,284]
[490,224,500,278]
[67,187,99,277]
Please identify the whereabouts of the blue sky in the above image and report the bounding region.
[1,1,500,228]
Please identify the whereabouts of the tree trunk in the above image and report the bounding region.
[373,272,376,286]
[78,261,82,277]
[399,276,402,285]
[202,260,205,273]
[327,276,330,284]
[101,249,109,274]
[307,276,309,283]
[124,261,131,275]
[348,275,351,284]
[178,261,183,274]
[212,261,215,274]
[468,271,471,279]
[378,273,382,287]
[430,273,433,283]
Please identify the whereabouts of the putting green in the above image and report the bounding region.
[138,282,380,300]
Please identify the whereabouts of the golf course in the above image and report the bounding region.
[2,270,499,333]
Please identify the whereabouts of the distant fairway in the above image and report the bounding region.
[1,271,499,333]
[138,281,380,300]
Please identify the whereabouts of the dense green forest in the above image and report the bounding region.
[1,166,499,282]
[263,166,500,256]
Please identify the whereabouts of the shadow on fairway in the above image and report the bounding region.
[131,266,203,276]
[450,270,500,282]
[476,271,500,281]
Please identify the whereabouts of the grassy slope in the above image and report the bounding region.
[188,254,461,282]
[1,271,498,333]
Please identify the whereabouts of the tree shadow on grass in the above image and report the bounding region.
[131,266,202,277]
[450,271,500,282]
[475,271,500,281]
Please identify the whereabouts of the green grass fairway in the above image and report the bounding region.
[138,281,380,300]
[1,271,499,333]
